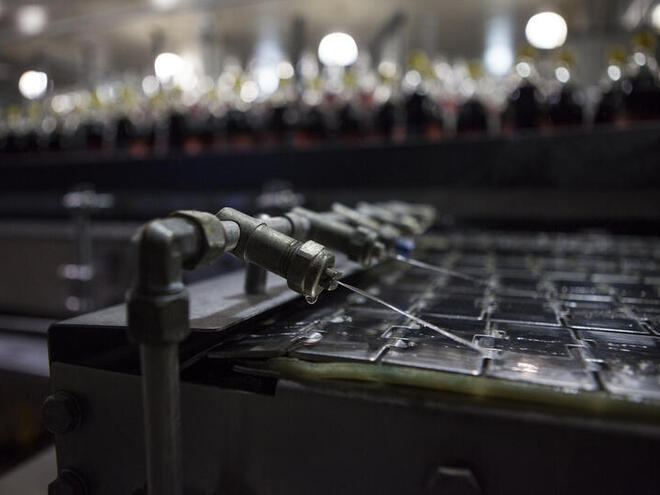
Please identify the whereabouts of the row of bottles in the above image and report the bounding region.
[2,34,659,156]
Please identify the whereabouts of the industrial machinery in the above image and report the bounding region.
[44,202,660,494]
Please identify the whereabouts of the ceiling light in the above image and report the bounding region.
[653,4,660,31]
[256,65,279,95]
[239,80,259,103]
[277,61,295,80]
[318,32,358,67]
[484,16,513,76]
[51,94,74,114]
[299,52,319,79]
[141,75,159,96]
[607,65,621,81]
[525,12,568,50]
[151,0,178,11]
[377,60,397,79]
[18,70,48,99]
[633,51,647,66]
[16,5,47,36]
[484,45,513,76]
[516,62,532,78]
[154,52,184,84]
[555,66,570,83]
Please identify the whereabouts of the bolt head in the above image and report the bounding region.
[49,470,87,495]
[42,392,81,435]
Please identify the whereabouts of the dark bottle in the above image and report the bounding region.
[547,55,583,128]
[374,100,396,138]
[337,102,363,138]
[115,115,137,149]
[507,81,543,129]
[167,111,187,151]
[296,105,328,144]
[623,32,660,121]
[79,120,105,150]
[404,90,430,136]
[268,103,299,144]
[548,86,583,126]
[504,48,544,130]
[595,47,626,125]
[457,98,488,133]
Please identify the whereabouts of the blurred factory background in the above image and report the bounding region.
[0,0,659,490]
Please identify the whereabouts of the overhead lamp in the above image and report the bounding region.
[142,75,160,96]
[240,80,259,103]
[484,45,513,76]
[51,94,74,114]
[151,0,178,11]
[484,16,513,76]
[651,4,660,31]
[516,62,532,78]
[377,60,397,79]
[318,32,358,67]
[16,5,47,36]
[18,70,48,99]
[554,66,570,83]
[607,65,621,81]
[525,12,568,50]
[256,65,279,95]
[154,52,183,84]
[277,61,295,80]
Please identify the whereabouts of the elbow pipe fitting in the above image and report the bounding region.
[217,207,339,299]
[127,217,200,346]
[127,211,240,345]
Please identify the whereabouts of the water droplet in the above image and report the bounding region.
[301,331,323,345]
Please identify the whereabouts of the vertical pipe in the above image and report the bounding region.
[139,343,183,495]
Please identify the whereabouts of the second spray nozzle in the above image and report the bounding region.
[217,207,340,299]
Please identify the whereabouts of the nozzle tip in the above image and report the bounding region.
[320,267,341,291]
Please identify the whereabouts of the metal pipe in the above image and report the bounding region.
[128,212,239,495]
[291,207,385,266]
[330,203,402,250]
[128,208,340,494]
[217,207,339,297]
[128,217,202,495]
[244,213,311,295]
[139,344,182,495]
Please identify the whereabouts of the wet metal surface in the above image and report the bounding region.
[209,231,660,400]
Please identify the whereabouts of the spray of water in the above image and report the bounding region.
[393,254,485,284]
[393,254,539,299]
[337,281,487,355]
